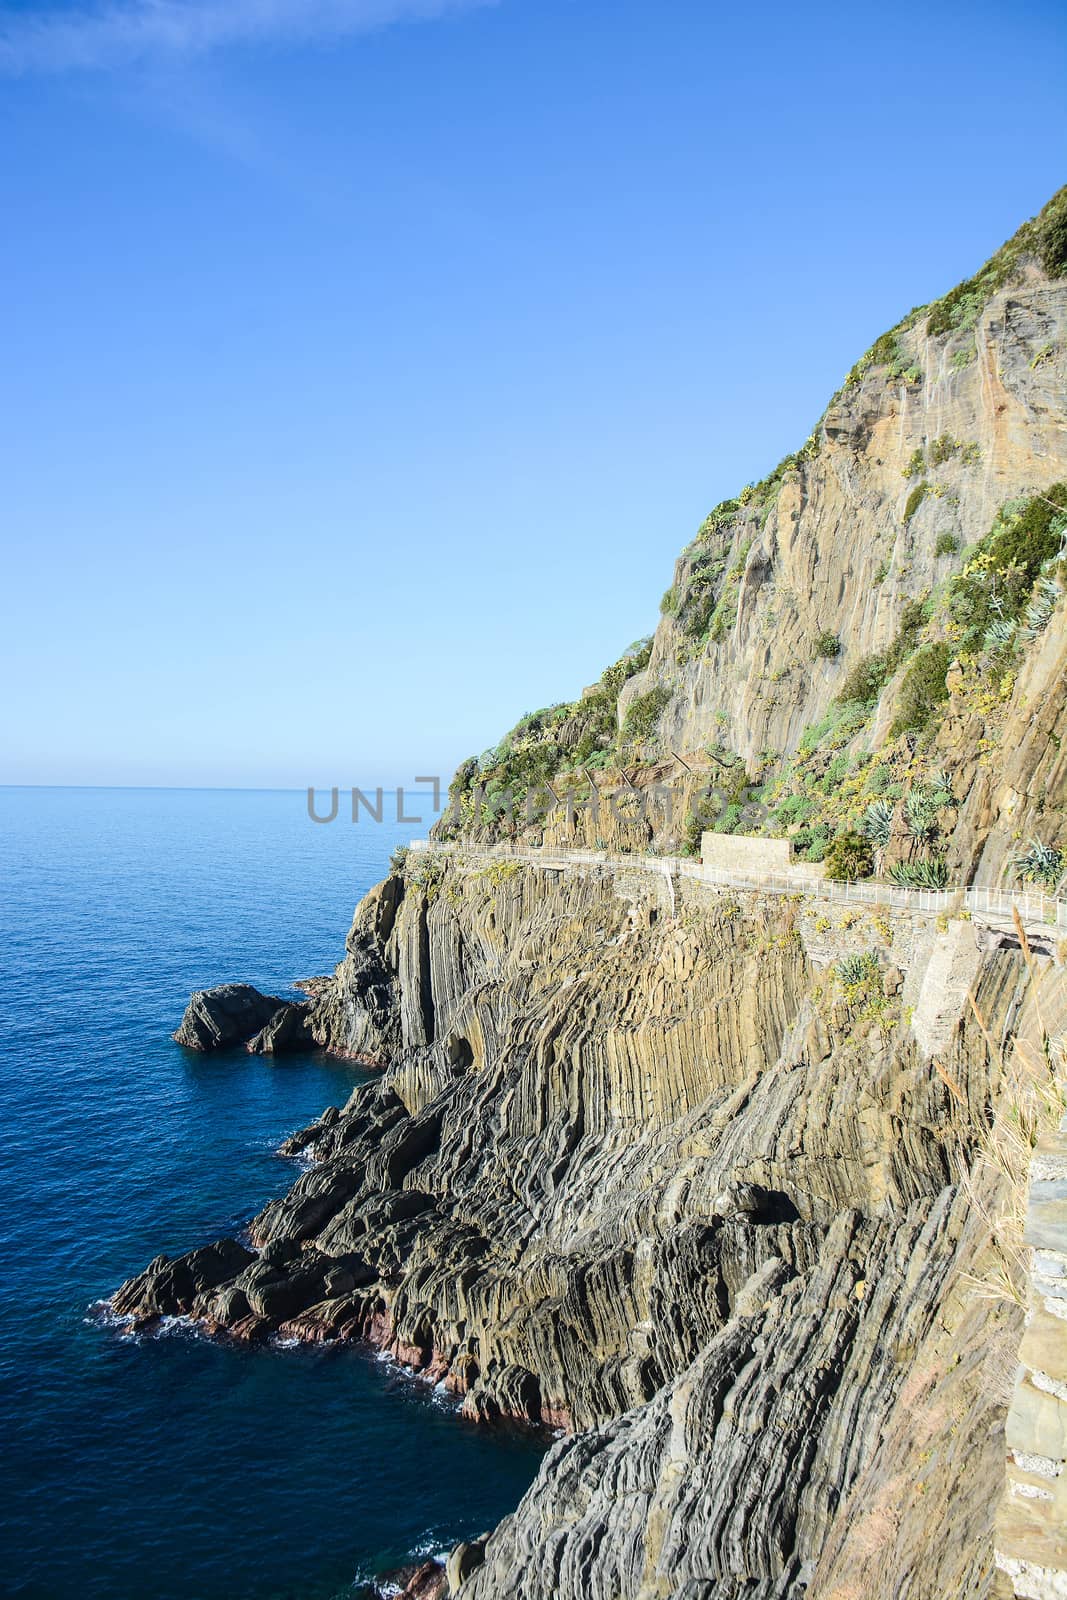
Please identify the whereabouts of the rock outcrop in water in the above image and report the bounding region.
[173,983,284,1050]
[120,192,1067,1599]
[173,983,313,1054]
[246,1000,314,1054]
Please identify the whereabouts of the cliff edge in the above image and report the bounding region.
[113,191,1067,1600]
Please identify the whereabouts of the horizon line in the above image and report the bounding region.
[0,782,441,793]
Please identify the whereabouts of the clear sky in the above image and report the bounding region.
[2,0,1064,789]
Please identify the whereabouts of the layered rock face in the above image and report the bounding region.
[173,983,283,1050]
[116,194,1067,1599]
[117,849,1062,1596]
[621,245,1067,780]
[173,983,313,1054]
[443,193,1067,890]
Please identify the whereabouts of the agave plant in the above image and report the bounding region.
[925,768,955,807]
[860,797,894,849]
[888,857,950,889]
[983,618,1017,651]
[834,950,880,986]
[1013,839,1065,891]
[1020,577,1062,640]
[904,787,941,850]
[913,856,949,889]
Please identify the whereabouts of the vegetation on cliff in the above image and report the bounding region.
[440,187,1067,896]
[115,190,1067,1600]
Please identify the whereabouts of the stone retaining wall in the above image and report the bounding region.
[700,832,793,874]
[995,1112,1067,1599]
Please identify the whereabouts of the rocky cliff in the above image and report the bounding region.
[113,192,1067,1599]
[439,189,1067,893]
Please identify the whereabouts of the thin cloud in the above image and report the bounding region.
[0,0,496,74]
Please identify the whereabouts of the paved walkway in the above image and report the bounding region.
[409,838,1067,935]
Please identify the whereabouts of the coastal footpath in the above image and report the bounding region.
[114,191,1067,1598]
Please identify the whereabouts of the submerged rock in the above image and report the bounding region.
[173,983,284,1051]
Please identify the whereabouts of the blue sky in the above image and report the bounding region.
[2,0,1064,788]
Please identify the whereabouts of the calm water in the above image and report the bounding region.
[0,788,545,1600]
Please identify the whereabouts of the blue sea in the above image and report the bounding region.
[0,788,545,1600]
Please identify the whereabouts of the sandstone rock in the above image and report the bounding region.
[111,1239,255,1323]
[461,1365,542,1426]
[446,1537,487,1593]
[115,201,1067,1600]
[246,1001,315,1054]
[173,983,285,1051]
[387,1561,447,1599]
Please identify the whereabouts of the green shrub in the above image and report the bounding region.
[870,332,904,367]
[799,700,871,753]
[1037,189,1067,276]
[813,630,841,659]
[445,636,657,832]
[680,807,705,856]
[929,434,959,466]
[824,831,875,881]
[935,532,959,557]
[700,542,751,642]
[889,642,954,737]
[988,484,1067,572]
[816,754,850,795]
[775,794,817,827]
[925,188,1067,337]
[660,587,678,615]
[926,280,985,339]
[834,599,927,709]
[836,655,889,705]
[711,802,742,834]
[600,638,653,697]
[949,485,1067,647]
[903,448,925,479]
[623,686,671,741]
[903,482,930,523]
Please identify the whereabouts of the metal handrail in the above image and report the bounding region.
[406,839,1066,928]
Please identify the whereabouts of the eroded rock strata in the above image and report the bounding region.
[115,193,1067,1597]
[172,982,314,1054]
[117,856,1062,1596]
